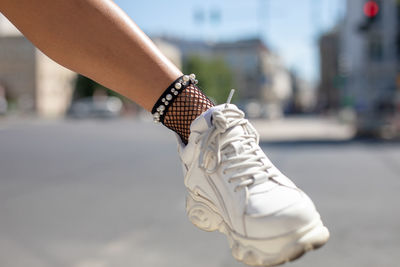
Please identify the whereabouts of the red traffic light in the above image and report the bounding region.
[364,1,379,18]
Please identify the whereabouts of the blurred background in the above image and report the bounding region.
[0,0,399,267]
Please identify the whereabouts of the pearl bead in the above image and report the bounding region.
[166,94,172,101]
[183,75,190,82]
[161,98,165,102]
[160,111,163,115]
[159,105,165,111]
[171,88,175,93]
[164,101,169,105]
[195,80,199,84]
[175,83,182,89]
[189,73,196,80]
[174,91,178,95]
[153,112,160,118]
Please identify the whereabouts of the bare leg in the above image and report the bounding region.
[0,0,181,111]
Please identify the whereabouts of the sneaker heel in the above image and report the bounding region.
[186,193,222,232]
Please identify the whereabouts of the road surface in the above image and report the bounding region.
[0,118,399,267]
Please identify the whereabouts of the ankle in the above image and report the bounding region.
[151,74,214,144]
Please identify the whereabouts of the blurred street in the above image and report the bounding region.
[0,118,399,267]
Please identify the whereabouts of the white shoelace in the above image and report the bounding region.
[197,93,277,192]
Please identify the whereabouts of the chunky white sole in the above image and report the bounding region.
[186,191,330,266]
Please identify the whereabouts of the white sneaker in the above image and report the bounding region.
[177,94,329,266]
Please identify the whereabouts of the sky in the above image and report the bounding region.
[114,0,346,83]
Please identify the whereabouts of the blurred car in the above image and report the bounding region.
[355,96,400,139]
[67,96,122,119]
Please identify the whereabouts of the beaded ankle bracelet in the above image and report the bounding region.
[151,74,198,124]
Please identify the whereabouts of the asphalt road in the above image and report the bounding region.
[0,118,399,267]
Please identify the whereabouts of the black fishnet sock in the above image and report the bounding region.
[163,84,214,145]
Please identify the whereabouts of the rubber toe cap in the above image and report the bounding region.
[245,189,318,239]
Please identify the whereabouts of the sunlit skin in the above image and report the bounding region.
[0,0,182,111]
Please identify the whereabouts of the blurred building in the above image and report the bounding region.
[214,39,292,104]
[318,30,340,112]
[338,0,399,135]
[160,37,292,118]
[288,71,316,114]
[0,14,75,117]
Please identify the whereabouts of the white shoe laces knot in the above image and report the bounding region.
[212,108,245,134]
[198,106,275,192]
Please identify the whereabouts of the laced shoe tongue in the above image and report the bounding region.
[218,109,249,157]
[221,140,244,162]
[218,120,278,194]
[217,115,278,195]
[223,141,277,194]
[229,140,245,155]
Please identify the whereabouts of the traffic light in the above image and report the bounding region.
[359,0,381,32]
[364,0,379,19]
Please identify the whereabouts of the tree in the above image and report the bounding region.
[183,55,236,104]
